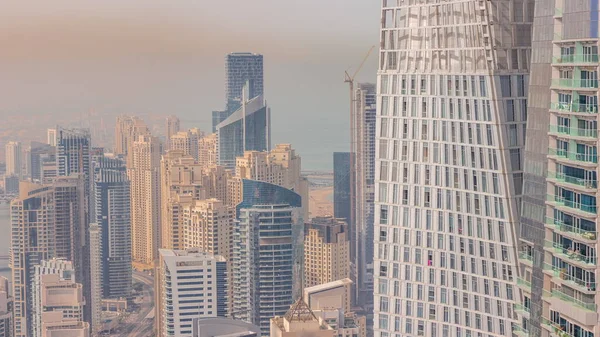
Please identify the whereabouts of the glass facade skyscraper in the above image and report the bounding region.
[333,152,352,228]
[354,83,377,306]
[216,95,270,170]
[93,156,132,299]
[213,53,264,132]
[232,179,302,335]
[517,1,600,336]
[373,1,532,336]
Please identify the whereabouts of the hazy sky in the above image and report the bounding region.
[0,1,380,170]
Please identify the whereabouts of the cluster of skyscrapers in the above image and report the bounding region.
[0,52,362,337]
[5,0,600,336]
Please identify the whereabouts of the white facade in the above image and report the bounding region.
[47,129,57,147]
[373,1,532,337]
[32,259,85,337]
[157,249,227,337]
[89,224,103,335]
[5,141,22,178]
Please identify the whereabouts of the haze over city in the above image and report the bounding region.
[0,1,380,170]
[3,1,599,337]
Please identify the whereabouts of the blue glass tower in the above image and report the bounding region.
[231,179,302,335]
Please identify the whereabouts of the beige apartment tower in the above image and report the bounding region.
[160,150,206,250]
[198,133,218,170]
[11,182,56,337]
[114,115,149,164]
[228,144,309,218]
[165,115,180,149]
[181,198,235,314]
[303,217,350,288]
[130,133,162,266]
[169,129,203,161]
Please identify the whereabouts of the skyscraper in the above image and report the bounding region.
[169,129,203,161]
[160,150,206,250]
[56,127,91,186]
[89,223,102,336]
[0,277,12,337]
[156,249,227,337]
[232,180,302,334]
[229,144,309,219]
[93,156,132,298]
[352,82,377,306]
[517,1,599,336]
[304,217,350,288]
[32,259,77,337]
[5,141,22,178]
[33,261,88,337]
[130,133,161,266]
[165,115,181,149]
[52,175,87,299]
[29,142,55,182]
[213,53,264,132]
[373,2,532,337]
[333,152,351,236]
[114,115,148,161]
[11,182,56,337]
[198,133,218,170]
[226,53,264,103]
[47,129,57,147]
[216,93,270,169]
[181,198,233,259]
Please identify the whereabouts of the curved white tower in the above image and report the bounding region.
[373,0,533,336]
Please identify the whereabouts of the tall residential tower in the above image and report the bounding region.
[373,1,532,337]
[352,83,377,306]
[517,1,600,336]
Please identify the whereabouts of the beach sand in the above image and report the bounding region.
[309,186,334,219]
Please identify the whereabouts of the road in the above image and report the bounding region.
[117,271,155,337]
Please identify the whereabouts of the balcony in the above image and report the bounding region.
[543,264,597,293]
[519,252,533,265]
[547,149,598,165]
[514,303,530,317]
[552,54,600,64]
[551,289,597,312]
[545,217,597,242]
[552,78,599,90]
[546,194,597,214]
[548,125,598,139]
[512,325,529,337]
[517,277,531,290]
[544,240,597,268]
[547,171,598,189]
[550,102,598,114]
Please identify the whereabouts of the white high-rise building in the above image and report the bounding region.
[156,249,227,337]
[5,141,22,178]
[373,1,532,337]
[32,259,80,337]
[47,129,57,147]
